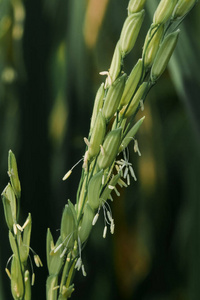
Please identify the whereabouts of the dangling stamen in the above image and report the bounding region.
[109,194,114,202]
[123,166,129,179]
[84,137,91,147]
[62,170,72,181]
[103,226,107,238]
[108,185,115,190]
[60,247,68,258]
[127,174,130,185]
[118,178,128,188]
[31,273,35,286]
[134,139,141,156]
[92,212,99,226]
[82,264,87,277]
[63,158,84,180]
[53,243,63,254]
[75,257,82,271]
[114,187,120,196]
[110,219,115,234]
[107,210,112,223]
[129,165,137,181]
[5,268,11,279]
[33,254,43,267]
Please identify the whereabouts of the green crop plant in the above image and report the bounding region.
[1,0,198,299]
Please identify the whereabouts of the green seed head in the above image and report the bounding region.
[11,255,24,300]
[46,275,58,300]
[102,73,127,121]
[172,0,197,20]
[88,170,104,210]
[128,0,146,14]
[8,150,21,200]
[9,231,19,257]
[61,284,75,298]
[151,30,180,82]
[60,200,77,249]
[24,270,31,300]
[143,24,164,69]
[153,0,178,24]
[120,59,143,107]
[97,127,122,170]
[119,10,145,56]
[49,236,64,275]
[90,83,105,131]
[121,82,148,118]
[109,42,122,83]
[2,183,17,230]
[79,202,95,243]
[88,111,106,161]
[21,214,32,261]
[46,228,54,272]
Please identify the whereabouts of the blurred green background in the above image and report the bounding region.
[0,0,200,299]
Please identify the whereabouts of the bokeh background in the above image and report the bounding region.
[0,0,200,299]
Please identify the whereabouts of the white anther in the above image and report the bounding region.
[82,264,87,277]
[118,178,128,188]
[62,170,72,181]
[84,137,90,147]
[22,218,30,229]
[110,220,115,234]
[75,257,82,271]
[116,160,124,165]
[114,187,120,197]
[107,211,112,223]
[5,268,11,279]
[134,139,141,156]
[99,71,109,76]
[124,167,129,179]
[92,213,99,226]
[127,174,130,185]
[103,226,107,238]
[108,185,114,190]
[34,255,43,267]
[129,166,137,181]
[13,223,17,235]
[16,224,23,232]
[63,158,83,180]
[60,247,67,258]
[31,273,35,286]
[109,194,113,201]
[115,164,120,172]
[54,243,63,253]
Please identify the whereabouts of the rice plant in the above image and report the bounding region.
[1,0,198,299]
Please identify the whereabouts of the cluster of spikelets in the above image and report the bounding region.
[44,1,197,299]
[1,150,42,300]
[1,0,197,299]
